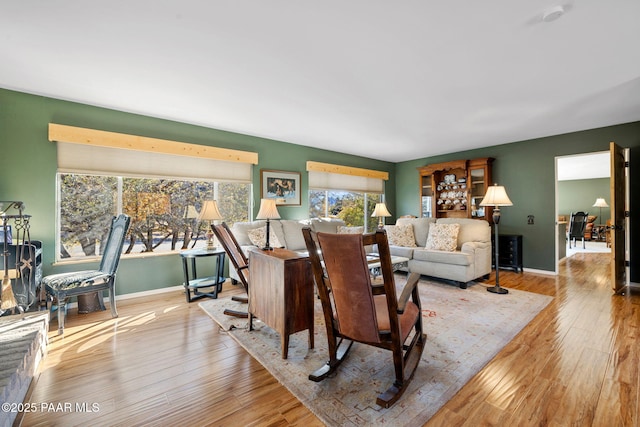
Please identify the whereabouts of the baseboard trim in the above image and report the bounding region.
[522,267,556,276]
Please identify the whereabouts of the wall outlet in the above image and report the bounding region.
[527,215,534,225]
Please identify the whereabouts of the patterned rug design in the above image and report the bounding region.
[200,277,552,426]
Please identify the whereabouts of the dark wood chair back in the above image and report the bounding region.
[211,222,250,318]
[212,222,249,292]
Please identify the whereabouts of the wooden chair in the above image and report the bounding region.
[568,211,589,249]
[211,222,249,318]
[42,214,130,335]
[302,227,426,408]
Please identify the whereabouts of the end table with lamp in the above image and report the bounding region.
[181,200,226,302]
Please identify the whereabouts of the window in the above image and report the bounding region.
[306,161,389,232]
[49,124,258,262]
[57,173,250,261]
[309,190,381,232]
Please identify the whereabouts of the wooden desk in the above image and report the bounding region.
[248,248,314,359]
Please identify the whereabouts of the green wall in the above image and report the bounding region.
[558,178,611,223]
[0,88,395,295]
[2,87,637,287]
[395,122,640,272]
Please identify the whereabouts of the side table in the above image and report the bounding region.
[180,248,226,303]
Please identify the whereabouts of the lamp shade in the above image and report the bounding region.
[479,184,513,207]
[256,198,281,220]
[197,200,223,221]
[371,202,392,218]
[593,198,609,208]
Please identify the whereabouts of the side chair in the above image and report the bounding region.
[42,214,130,335]
[302,227,426,408]
[568,211,589,249]
[211,222,249,318]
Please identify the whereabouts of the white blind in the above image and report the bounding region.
[57,142,253,182]
[50,124,257,182]
[308,171,385,193]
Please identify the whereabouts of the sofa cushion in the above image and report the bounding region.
[310,218,346,233]
[246,226,284,248]
[231,220,285,247]
[384,224,417,247]
[388,245,415,259]
[413,249,472,266]
[436,218,490,248]
[425,223,459,252]
[280,220,307,251]
[230,220,267,246]
[396,217,435,247]
[337,225,364,234]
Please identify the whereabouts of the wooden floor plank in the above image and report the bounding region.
[17,251,640,426]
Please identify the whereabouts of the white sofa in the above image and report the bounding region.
[226,216,491,289]
[386,217,492,288]
[226,218,347,282]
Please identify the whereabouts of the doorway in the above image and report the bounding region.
[555,151,611,273]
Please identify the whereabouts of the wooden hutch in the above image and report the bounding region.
[418,157,493,222]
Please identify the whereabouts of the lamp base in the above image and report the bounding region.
[487,285,508,295]
[261,245,274,251]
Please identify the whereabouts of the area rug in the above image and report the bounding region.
[199,278,552,426]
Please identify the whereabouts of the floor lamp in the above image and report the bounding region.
[480,184,513,295]
[592,198,608,226]
[256,198,280,250]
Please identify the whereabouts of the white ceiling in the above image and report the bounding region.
[2,1,640,163]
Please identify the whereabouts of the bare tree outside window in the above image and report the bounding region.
[58,173,250,261]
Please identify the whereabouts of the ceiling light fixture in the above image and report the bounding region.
[542,5,565,22]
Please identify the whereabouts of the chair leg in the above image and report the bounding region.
[109,290,118,318]
[309,337,353,382]
[376,332,426,408]
[57,296,67,336]
[98,290,107,311]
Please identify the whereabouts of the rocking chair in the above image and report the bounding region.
[211,222,249,318]
[302,227,426,408]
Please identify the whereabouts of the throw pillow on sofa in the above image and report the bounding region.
[337,225,364,234]
[247,226,283,248]
[425,223,460,252]
[384,224,417,247]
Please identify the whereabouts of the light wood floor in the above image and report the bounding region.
[19,252,638,426]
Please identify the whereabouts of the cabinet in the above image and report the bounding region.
[248,248,314,359]
[418,157,493,221]
[492,234,523,272]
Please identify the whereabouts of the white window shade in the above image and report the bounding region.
[307,161,387,193]
[50,124,257,182]
[57,142,252,182]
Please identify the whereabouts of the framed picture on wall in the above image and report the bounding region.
[260,169,301,206]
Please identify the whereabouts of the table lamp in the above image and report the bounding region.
[197,200,223,250]
[256,198,280,250]
[480,184,513,295]
[371,202,391,228]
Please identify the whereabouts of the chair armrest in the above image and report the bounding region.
[397,272,420,313]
